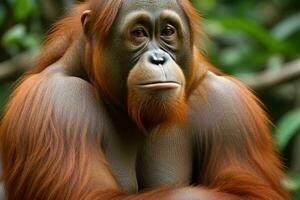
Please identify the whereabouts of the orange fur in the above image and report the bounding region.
[0,0,290,199]
[194,76,290,200]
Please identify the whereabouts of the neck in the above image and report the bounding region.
[61,34,88,79]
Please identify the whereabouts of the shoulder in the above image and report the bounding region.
[189,71,247,113]
[3,63,109,139]
[11,63,107,126]
[199,71,245,100]
[40,63,96,97]
[188,71,263,130]
[21,63,99,106]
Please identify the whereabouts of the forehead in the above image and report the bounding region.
[120,0,184,17]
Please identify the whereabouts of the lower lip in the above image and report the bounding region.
[137,82,180,89]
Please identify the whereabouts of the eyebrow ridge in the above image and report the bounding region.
[160,10,183,28]
[122,11,152,31]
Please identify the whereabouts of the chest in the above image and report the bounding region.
[102,126,194,192]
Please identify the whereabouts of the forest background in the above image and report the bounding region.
[0,0,299,198]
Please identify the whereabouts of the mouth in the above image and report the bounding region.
[137,81,181,89]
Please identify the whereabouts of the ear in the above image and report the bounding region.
[81,10,91,36]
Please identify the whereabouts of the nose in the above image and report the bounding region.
[148,50,168,66]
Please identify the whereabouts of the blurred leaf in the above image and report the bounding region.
[2,24,26,46]
[283,176,299,191]
[0,82,13,114]
[192,0,216,12]
[266,54,284,70]
[219,45,248,67]
[0,5,6,27]
[2,24,27,55]
[216,16,287,52]
[284,173,300,192]
[203,19,226,37]
[22,33,42,53]
[272,13,300,39]
[275,108,300,151]
[5,45,20,56]
[12,0,35,21]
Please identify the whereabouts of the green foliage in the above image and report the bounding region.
[0,82,13,113]
[2,24,41,55]
[2,24,26,54]
[275,108,300,151]
[216,17,288,52]
[9,0,37,21]
[0,0,300,198]
[1,25,41,55]
[285,172,300,197]
[194,0,300,75]
[272,13,300,39]
[0,5,6,27]
[194,0,300,198]
[1,0,42,56]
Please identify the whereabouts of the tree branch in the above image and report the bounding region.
[0,52,35,82]
[1,52,300,90]
[240,59,300,90]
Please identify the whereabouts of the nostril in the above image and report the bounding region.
[149,52,167,65]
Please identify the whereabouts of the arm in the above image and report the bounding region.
[190,72,290,200]
[0,70,219,200]
[0,71,120,199]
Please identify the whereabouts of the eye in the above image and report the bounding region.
[161,25,176,37]
[132,27,147,38]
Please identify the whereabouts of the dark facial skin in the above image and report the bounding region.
[80,0,194,129]
[101,0,193,105]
